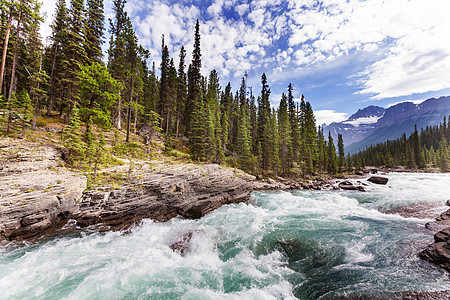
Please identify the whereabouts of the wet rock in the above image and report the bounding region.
[426,222,450,232]
[339,181,358,190]
[337,180,365,191]
[437,209,450,221]
[434,228,450,243]
[170,232,193,256]
[446,199,450,207]
[74,163,252,229]
[384,202,447,219]
[355,171,364,175]
[1,138,253,242]
[367,176,388,185]
[419,241,450,272]
[420,208,450,272]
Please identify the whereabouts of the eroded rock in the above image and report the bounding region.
[0,139,86,241]
[368,176,388,185]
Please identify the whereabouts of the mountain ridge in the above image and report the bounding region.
[323,96,450,153]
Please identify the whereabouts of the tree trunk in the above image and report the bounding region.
[0,11,13,92]
[47,45,59,116]
[165,111,170,135]
[176,111,180,138]
[6,2,23,134]
[125,77,133,143]
[116,89,122,130]
[134,108,137,134]
[32,55,42,129]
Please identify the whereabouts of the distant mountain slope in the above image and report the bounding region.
[323,96,450,154]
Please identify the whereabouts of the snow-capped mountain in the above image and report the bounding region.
[322,96,450,153]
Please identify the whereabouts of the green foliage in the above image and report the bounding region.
[62,104,84,164]
[79,62,122,129]
[327,133,338,175]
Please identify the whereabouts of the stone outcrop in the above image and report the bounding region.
[367,175,388,185]
[74,163,253,230]
[420,201,450,272]
[0,139,86,241]
[338,180,365,191]
[0,138,256,241]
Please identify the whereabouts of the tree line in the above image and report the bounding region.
[0,0,348,177]
[350,118,450,172]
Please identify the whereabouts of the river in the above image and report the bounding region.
[1,173,450,299]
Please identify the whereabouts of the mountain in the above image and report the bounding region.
[323,96,450,154]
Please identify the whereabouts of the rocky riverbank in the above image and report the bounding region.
[0,139,391,243]
[0,139,256,241]
[419,201,450,272]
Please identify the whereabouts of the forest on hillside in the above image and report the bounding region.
[0,0,349,178]
[2,0,448,179]
[352,119,450,172]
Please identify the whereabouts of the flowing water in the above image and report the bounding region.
[1,173,450,299]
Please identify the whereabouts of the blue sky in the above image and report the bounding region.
[41,0,450,125]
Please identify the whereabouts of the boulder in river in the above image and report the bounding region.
[367,176,388,185]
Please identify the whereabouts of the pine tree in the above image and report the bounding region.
[84,0,104,63]
[63,104,84,164]
[0,0,15,93]
[337,134,345,173]
[316,126,327,174]
[62,0,87,121]
[413,124,425,169]
[287,83,300,162]
[17,90,32,138]
[189,92,207,160]
[206,69,222,162]
[175,45,186,138]
[257,73,271,171]
[278,93,291,176]
[78,61,122,129]
[300,97,317,175]
[327,132,338,174]
[107,0,127,130]
[185,19,202,135]
[159,35,171,133]
[46,0,67,115]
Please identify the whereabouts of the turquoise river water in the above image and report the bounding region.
[1,173,450,299]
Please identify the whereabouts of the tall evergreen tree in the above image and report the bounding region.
[337,134,345,173]
[185,19,202,136]
[46,0,67,115]
[257,73,271,171]
[175,45,186,138]
[84,0,104,63]
[278,93,291,176]
[159,35,171,133]
[413,124,425,169]
[327,132,338,174]
[62,0,87,121]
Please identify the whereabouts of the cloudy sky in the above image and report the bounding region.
[41,0,450,125]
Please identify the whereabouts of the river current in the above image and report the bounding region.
[1,173,450,299]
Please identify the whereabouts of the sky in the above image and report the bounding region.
[40,0,450,125]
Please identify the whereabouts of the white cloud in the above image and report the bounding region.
[235,4,248,16]
[315,110,348,126]
[39,0,450,102]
